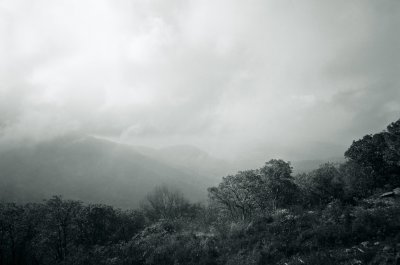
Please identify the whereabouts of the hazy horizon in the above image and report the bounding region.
[1,0,399,163]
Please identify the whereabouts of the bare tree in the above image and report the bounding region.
[141,186,196,221]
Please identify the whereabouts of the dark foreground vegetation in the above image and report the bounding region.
[1,119,400,265]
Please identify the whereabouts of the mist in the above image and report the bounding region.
[1,0,400,164]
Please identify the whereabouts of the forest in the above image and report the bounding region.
[0,119,399,265]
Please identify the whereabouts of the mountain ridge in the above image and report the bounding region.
[0,134,213,208]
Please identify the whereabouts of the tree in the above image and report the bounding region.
[339,160,374,199]
[76,204,120,246]
[43,196,82,261]
[345,118,400,189]
[308,163,344,206]
[208,160,298,219]
[0,203,25,265]
[76,205,145,246]
[0,203,43,265]
[141,186,198,222]
[208,170,259,220]
[257,159,298,211]
[384,119,400,171]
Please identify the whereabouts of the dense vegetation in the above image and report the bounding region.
[0,119,399,265]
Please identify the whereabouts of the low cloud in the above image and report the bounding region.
[0,0,399,161]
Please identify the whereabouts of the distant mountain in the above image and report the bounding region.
[0,134,215,208]
[132,144,234,185]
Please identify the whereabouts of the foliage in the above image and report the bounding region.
[345,118,400,190]
[296,163,345,207]
[208,160,298,220]
[1,118,400,264]
[141,185,201,222]
[208,170,260,220]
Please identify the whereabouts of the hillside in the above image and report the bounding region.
[132,144,234,184]
[0,134,211,208]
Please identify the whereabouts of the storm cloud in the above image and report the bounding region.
[0,0,399,162]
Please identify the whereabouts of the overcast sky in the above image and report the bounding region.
[0,0,399,163]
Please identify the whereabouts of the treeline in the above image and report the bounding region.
[0,119,400,265]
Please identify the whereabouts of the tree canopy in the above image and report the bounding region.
[345,118,400,189]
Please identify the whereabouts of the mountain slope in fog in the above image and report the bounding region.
[132,144,234,184]
[0,134,214,208]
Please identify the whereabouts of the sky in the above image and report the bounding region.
[0,0,399,164]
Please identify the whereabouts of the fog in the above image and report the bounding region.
[1,0,399,164]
